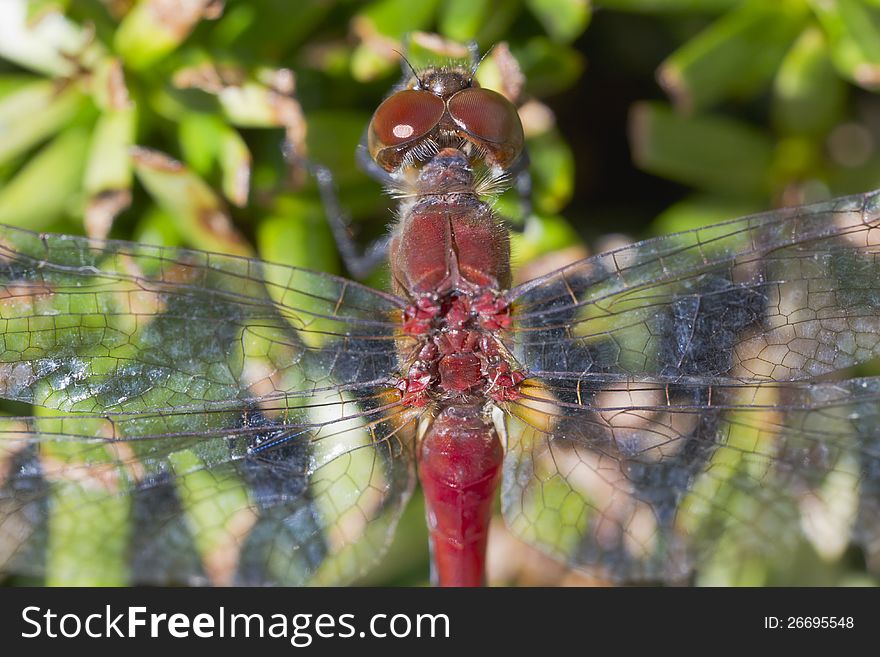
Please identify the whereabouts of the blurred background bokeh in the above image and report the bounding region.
[2,0,880,585]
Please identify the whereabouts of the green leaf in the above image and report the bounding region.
[0,79,85,166]
[0,73,39,97]
[350,0,443,80]
[526,0,591,44]
[658,0,809,112]
[178,112,223,176]
[827,153,880,196]
[132,147,251,256]
[114,0,214,70]
[305,111,372,186]
[178,113,251,207]
[596,0,741,12]
[513,37,586,97]
[809,0,880,90]
[356,0,442,40]
[770,135,822,186]
[629,101,774,197]
[217,80,303,130]
[528,130,576,215]
[651,193,763,234]
[0,126,90,228]
[350,44,395,83]
[257,198,341,276]
[84,108,136,195]
[509,213,582,265]
[772,26,846,137]
[82,107,136,237]
[132,205,186,248]
[355,488,429,586]
[0,0,89,77]
[218,125,251,208]
[211,0,333,53]
[88,57,132,114]
[439,0,494,41]
[465,0,524,46]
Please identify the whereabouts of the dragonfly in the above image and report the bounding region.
[1,53,880,588]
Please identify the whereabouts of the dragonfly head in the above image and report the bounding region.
[367,66,524,175]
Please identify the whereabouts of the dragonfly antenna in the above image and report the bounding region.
[468,44,495,84]
[394,49,423,88]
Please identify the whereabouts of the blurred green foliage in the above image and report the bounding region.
[0,0,591,281]
[1,0,879,586]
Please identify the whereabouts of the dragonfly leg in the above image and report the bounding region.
[282,134,390,279]
[514,166,533,224]
[310,159,390,280]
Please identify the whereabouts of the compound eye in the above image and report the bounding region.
[447,87,523,146]
[369,89,445,148]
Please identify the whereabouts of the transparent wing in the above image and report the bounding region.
[507,190,880,380]
[501,375,880,583]
[0,224,420,585]
[0,223,412,410]
[502,190,880,582]
[0,399,420,585]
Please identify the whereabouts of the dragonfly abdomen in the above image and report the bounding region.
[418,404,502,587]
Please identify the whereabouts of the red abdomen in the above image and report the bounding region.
[418,405,503,587]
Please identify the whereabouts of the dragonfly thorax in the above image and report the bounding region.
[384,64,525,414]
[397,290,524,407]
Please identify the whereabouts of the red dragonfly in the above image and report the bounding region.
[1,56,880,587]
